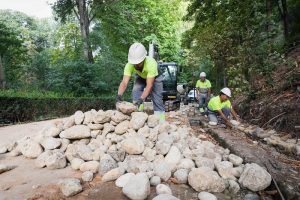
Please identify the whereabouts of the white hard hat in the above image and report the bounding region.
[128,42,147,64]
[200,72,206,77]
[220,87,231,97]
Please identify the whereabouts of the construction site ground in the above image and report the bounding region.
[0,104,299,200]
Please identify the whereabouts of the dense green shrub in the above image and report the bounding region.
[0,96,115,125]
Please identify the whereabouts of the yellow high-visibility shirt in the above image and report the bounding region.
[124,56,158,79]
[195,79,211,93]
[208,96,231,111]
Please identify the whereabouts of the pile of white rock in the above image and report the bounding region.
[0,102,272,199]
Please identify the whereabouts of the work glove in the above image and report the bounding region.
[115,95,122,103]
[134,98,144,112]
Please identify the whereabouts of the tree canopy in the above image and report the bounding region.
[0,0,299,97]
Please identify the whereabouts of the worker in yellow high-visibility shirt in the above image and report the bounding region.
[116,43,165,122]
[195,72,211,114]
[207,87,240,128]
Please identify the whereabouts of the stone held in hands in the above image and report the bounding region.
[116,101,137,115]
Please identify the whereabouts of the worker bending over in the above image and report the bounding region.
[116,42,165,122]
[207,87,239,128]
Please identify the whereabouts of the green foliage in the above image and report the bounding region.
[182,0,298,94]
[50,21,83,61]
[47,60,104,96]
[96,0,183,62]
[0,89,74,98]
[288,0,300,43]
[0,10,53,88]
[0,21,22,56]
[0,96,115,124]
[1,0,298,103]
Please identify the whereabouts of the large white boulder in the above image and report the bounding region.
[82,110,96,125]
[93,110,111,124]
[102,123,115,136]
[58,178,82,197]
[77,144,93,161]
[194,157,215,170]
[74,111,85,125]
[238,163,271,192]
[188,167,226,193]
[156,184,172,195]
[71,158,85,170]
[45,150,67,169]
[177,158,195,170]
[215,161,236,180]
[147,115,160,128]
[40,137,61,150]
[59,125,91,139]
[82,171,94,182]
[155,140,172,155]
[150,176,161,186]
[122,173,150,200]
[130,112,148,130]
[18,137,43,159]
[80,161,99,173]
[111,110,130,123]
[115,120,130,135]
[152,194,180,200]
[198,192,217,200]
[154,161,171,182]
[142,147,156,162]
[99,154,118,176]
[115,173,135,188]
[228,154,243,166]
[121,137,145,155]
[102,167,125,182]
[43,126,62,137]
[174,169,189,184]
[164,146,182,171]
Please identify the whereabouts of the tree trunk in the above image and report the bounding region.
[0,55,6,89]
[281,0,289,42]
[77,0,93,63]
[266,0,272,48]
[276,0,289,43]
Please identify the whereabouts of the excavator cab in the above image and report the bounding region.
[159,62,180,111]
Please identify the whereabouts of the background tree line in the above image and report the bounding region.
[0,0,299,98]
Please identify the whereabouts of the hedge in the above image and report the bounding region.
[0,96,115,125]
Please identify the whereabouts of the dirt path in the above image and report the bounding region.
[0,119,77,200]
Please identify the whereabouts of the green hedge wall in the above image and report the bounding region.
[0,97,115,125]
